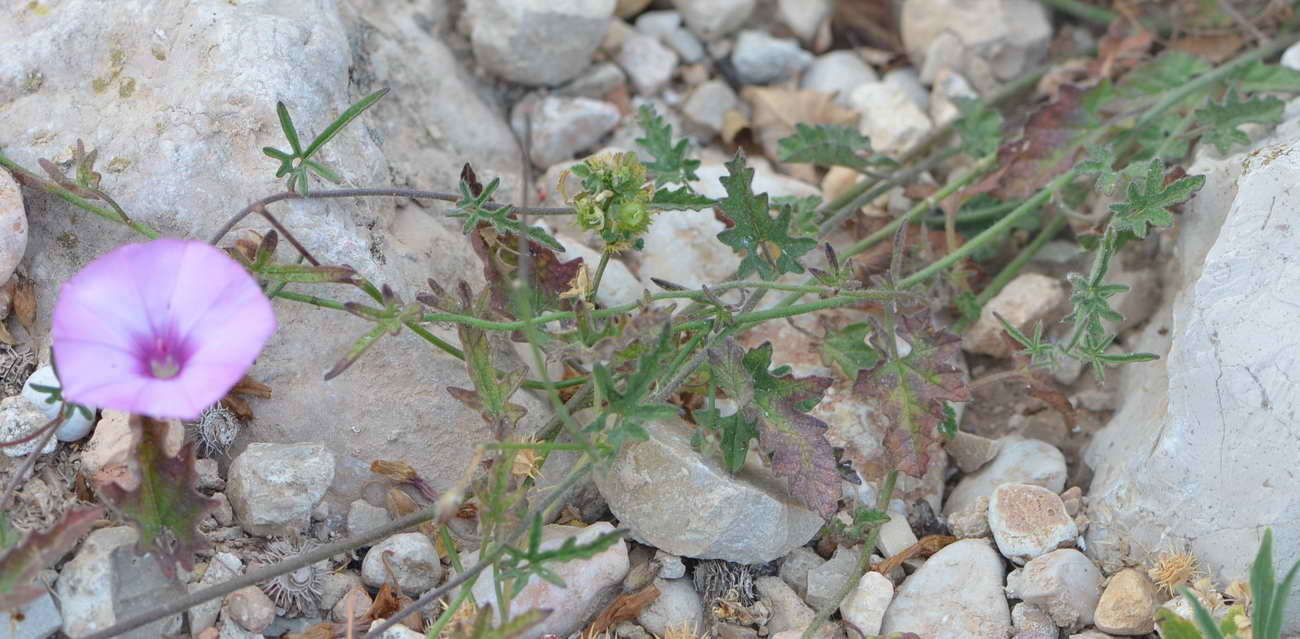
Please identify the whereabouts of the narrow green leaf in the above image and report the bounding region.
[1156,609,1208,639]
[302,158,342,184]
[1179,586,1227,639]
[302,87,389,160]
[255,263,358,284]
[324,322,389,380]
[276,101,302,156]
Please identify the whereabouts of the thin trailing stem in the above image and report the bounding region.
[955,213,1070,333]
[800,469,898,639]
[0,151,161,238]
[0,415,63,513]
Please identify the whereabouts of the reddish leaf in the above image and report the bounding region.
[469,224,583,339]
[854,310,971,478]
[1090,20,1155,80]
[97,416,219,578]
[970,84,1098,201]
[0,505,102,609]
[709,340,840,518]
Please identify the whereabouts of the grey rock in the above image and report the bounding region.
[615,621,653,639]
[515,96,621,168]
[947,496,992,539]
[778,546,825,599]
[840,571,892,637]
[756,576,814,634]
[331,585,372,623]
[0,589,61,639]
[361,533,441,596]
[682,80,740,136]
[195,458,224,492]
[619,34,679,96]
[989,484,1078,565]
[1006,549,1102,630]
[0,396,55,457]
[56,526,186,638]
[848,82,932,156]
[216,615,264,639]
[1012,602,1058,638]
[466,0,615,86]
[189,553,244,633]
[224,586,276,633]
[882,68,929,112]
[672,0,754,39]
[663,28,706,64]
[806,545,859,611]
[22,365,93,442]
[464,522,629,639]
[777,0,833,44]
[347,499,390,537]
[1284,40,1300,71]
[1084,126,1300,634]
[944,436,1067,517]
[881,539,1010,639]
[635,10,682,37]
[559,63,628,100]
[801,51,878,106]
[655,550,686,580]
[211,492,235,527]
[876,511,918,558]
[930,69,978,127]
[318,570,364,616]
[594,417,823,563]
[637,578,704,636]
[227,443,335,537]
[731,31,813,85]
[901,0,1052,91]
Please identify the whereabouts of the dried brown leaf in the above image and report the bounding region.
[742,87,859,173]
[12,274,35,334]
[0,505,103,609]
[1090,20,1155,80]
[970,84,1094,201]
[585,583,661,636]
[371,460,420,484]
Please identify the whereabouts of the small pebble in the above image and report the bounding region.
[332,585,373,623]
[1092,568,1159,635]
[361,533,442,596]
[988,483,1078,565]
[224,585,276,633]
[619,34,679,96]
[655,550,686,580]
[1007,549,1103,630]
[840,571,892,636]
[778,546,825,599]
[731,30,812,85]
[1012,602,1058,637]
[946,431,1001,474]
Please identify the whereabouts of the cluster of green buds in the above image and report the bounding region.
[561,152,656,250]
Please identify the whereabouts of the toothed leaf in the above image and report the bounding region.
[1194,90,1283,154]
[776,123,892,170]
[715,152,817,280]
[0,506,102,610]
[635,104,700,185]
[1108,159,1204,239]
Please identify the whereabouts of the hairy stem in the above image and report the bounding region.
[800,469,898,639]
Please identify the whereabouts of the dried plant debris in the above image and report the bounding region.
[255,536,326,617]
[192,403,242,457]
[0,343,35,397]
[694,559,757,607]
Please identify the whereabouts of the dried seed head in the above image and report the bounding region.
[193,404,241,457]
[1148,550,1201,594]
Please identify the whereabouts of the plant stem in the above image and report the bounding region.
[0,151,161,238]
[800,469,898,639]
[0,416,62,512]
[1037,0,1118,24]
[589,252,611,303]
[899,169,1079,289]
[955,213,1070,333]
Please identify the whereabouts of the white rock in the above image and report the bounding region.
[189,553,244,633]
[318,570,363,615]
[682,80,740,136]
[944,436,1067,517]
[1,589,61,639]
[79,410,182,482]
[945,430,1001,474]
[1007,549,1103,630]
[0,395,54,457]
[0,166,27,286]
[930,69,978,128]
[849,83,933,156]
[467,0,615,86]
[779,546,826,599]
[361,533,441,596]
[56,526,186,637]
[840,571,892,636]
[963,273,1067,357]
[672,0,754,39]
[216,615,264,639]
[988,483,1078,565]
[882,68,929,112]
[901,0,1052,91]
[227,442,335,537]
[777,0,832,44]
[806,545,859,611]
[346,499,390,536]
[638,578,704,636]
[516,97,621,168]
[1284,41,1300,71]
[881,539,1010,639]
[332,585,372,623]
[948,496,992,539]
[594,417,823,563]
[731,31,813,85]
[635,10,681,37]
[465,522,629,639]
[1013,602,1058,637]
[1084,124,1300,634]
[368,619,426,639]
[876,511,918,558]
[620,34,679,96]
[801,51,879,106]
[756,576,814,635]
[655,550,686,580]
[560,63,629,100]
[22,365,94,441]
[224,586,276,633]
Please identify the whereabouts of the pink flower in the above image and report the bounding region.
[51,239,276,420]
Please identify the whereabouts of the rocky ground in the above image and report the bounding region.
[1,1,1299,638]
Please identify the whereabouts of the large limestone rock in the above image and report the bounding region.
[1085,111,1300,633]
[0,1,549,498]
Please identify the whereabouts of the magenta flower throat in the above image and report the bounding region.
[51,239,277,420]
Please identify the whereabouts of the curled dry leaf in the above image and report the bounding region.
[741,87,859,181]
[872,534,956,575]
[585,582,661,636]
[12,273,35,335]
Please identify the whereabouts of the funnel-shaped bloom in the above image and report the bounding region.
[51,239,276,420]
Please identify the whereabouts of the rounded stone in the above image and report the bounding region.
[224,585,276,633]
[1093,568,1159,635]
[361,532,442,596]
[226,442,335,537]
[0,167,28,286]
[989,483,1078,565]
[22,365,94,442]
